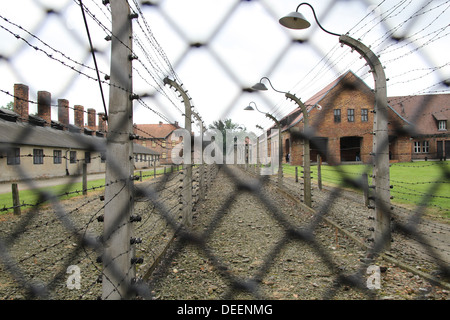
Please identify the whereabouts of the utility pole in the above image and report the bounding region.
[102,0,135,299]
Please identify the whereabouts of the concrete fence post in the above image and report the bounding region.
[163,77,193,228]
[339,35,391,251]
[102,0,135,300]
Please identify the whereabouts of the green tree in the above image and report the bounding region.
[208,118,246,133]
[208,118,246,157]
[1,101,14,110]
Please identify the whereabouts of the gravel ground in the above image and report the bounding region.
[0,165,448,300]
[149,166,449,300]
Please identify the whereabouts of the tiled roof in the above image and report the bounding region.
[388,94,450,136]
[133,123,179,139]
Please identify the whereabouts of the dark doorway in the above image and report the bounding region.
[437,141,443,159]
[340,136,361,162]
[310,137,328,162]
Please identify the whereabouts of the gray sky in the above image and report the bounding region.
[0,0,449,133]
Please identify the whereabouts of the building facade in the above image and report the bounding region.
[274,71,449,166]
[0,84,160,183]
[133,122,181,165]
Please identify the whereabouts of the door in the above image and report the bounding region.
[437,141,443,159]
[445,141,450,160]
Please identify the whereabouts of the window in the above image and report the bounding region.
[152,141,156,147]
[347,109,355,122]
[33,149,44,165]
[414,141,429,153]
[422,141,429,153]
[438,120,447,131]
[361,109,368,122]
[172,140,176,147]
[7,148,20,165]
[162,140,166,147]
[162,152,166,159]
[334,109,341,123]
[54,150,62,164]
[85,152,91,164]
[70,151,77,163]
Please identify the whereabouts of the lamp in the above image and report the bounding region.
[279,2,341,36]
[252,77,286,94]
[279,11,310,30]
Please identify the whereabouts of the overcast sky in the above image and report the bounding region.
[0,0,448,133]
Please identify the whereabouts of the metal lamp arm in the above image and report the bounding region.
[295,2,341,37]
[259,77,287,94]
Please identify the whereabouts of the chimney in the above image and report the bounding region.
[98,112,105,132]
[87,108,96,130]
[74,105,84,128]
[159,121,162,126]
[14,84,29,122]
[37,91,51,126]
[58,99,69,129]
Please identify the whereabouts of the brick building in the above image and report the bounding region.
[388,94,450,161]
[274,70,449,166]
[133,122,181,165]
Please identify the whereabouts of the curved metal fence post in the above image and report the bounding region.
[339,35,391,251]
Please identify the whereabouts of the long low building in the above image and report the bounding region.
[0,111,160,182]
[0,84,160,183]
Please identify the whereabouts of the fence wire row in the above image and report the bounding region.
[0,0,449,300]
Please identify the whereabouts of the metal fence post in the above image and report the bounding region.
[102,0,135,300]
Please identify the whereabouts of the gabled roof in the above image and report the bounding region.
[388,94,450,136]
[283,70,373,130]
[133,122,179,139]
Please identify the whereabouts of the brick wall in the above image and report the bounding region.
[285,72,418,166]
[289,75,376,165]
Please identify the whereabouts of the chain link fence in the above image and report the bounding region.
[0,0,449,301]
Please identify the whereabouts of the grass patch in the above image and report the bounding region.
[283,161,450,219]
[0,168,166,214]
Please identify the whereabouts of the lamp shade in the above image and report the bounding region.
[244,106,254,111]
[279,11,311,30]
[251,82,268,91]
